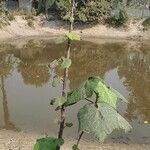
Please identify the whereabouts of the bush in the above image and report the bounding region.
[0,1,14,28]
[142,18,150,31]
[107,8,128,28]
[56,0,113,23]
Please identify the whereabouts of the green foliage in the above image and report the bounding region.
[107,8,128,28]
[66,33,81,41]
[0,1,14,28]
[56,0,113,23]
[78,103,132,142]
[34,137,64,150]
[65,80,93,106]
[50,96,65,106]
[55,33,81,44]
[35,0,132,149]
[52,75,62,87]
[72,144,80,150]
[60,57,72,69]
[49,57,72,69]
[142,18,150,31]
[65,76,128,108]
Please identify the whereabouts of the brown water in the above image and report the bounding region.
[0,39,150,144]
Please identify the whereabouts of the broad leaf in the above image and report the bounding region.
[60,57,72,69]
[50,96,65,106]
[86,76,123,109]
[34,137,64,150]
[86,76,117,108]
[65,82,93,106]
[52,75,62,87]
[78,103,132,142]
[66,33,81,41]
[55,35,67,44]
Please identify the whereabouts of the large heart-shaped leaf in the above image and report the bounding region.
[78,103,132,142]
[34,137,64,150]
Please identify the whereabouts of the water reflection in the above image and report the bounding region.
[0,53,18,131]
[18,63,50,87]
[0,39,149,144]
[118,49,150,123]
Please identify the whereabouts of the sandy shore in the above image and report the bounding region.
[0,16,150,41]
[0,130,150,150]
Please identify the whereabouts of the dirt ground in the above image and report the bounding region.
[0,130,150,150]
[0,16,150,41]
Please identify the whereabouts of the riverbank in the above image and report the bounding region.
[0,16,150,41]
[0,130,150,150]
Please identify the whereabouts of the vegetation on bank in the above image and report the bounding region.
[0,1,14,28]
[0,0,150,29]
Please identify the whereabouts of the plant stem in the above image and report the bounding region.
[85,98,94,104]
[57,1,74,150]
[95,92,99,108]
[76,131,84,147]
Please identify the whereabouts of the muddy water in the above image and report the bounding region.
[0,39,149,144]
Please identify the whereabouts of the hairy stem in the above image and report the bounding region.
[57,0,74,150]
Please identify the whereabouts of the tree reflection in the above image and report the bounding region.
[18,63,50,87]
[0,53,18,131]
[118,48,150,123]
[69,42,126,88]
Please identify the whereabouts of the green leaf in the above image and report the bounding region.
[72,144,80,150]
[78,103,132,142]
[52,76,62,87]
[50,96,65,106]
[65,122,73,127]
[86,76,118,109]
[34,137,64,150]
[65,81,93,106]
[66,33,81,41]
[55,35,67,44]
[60,57,72,69]
[65,76,126,108]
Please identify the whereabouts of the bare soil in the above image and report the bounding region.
[0,16,150,41]
[0,130,150,150]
